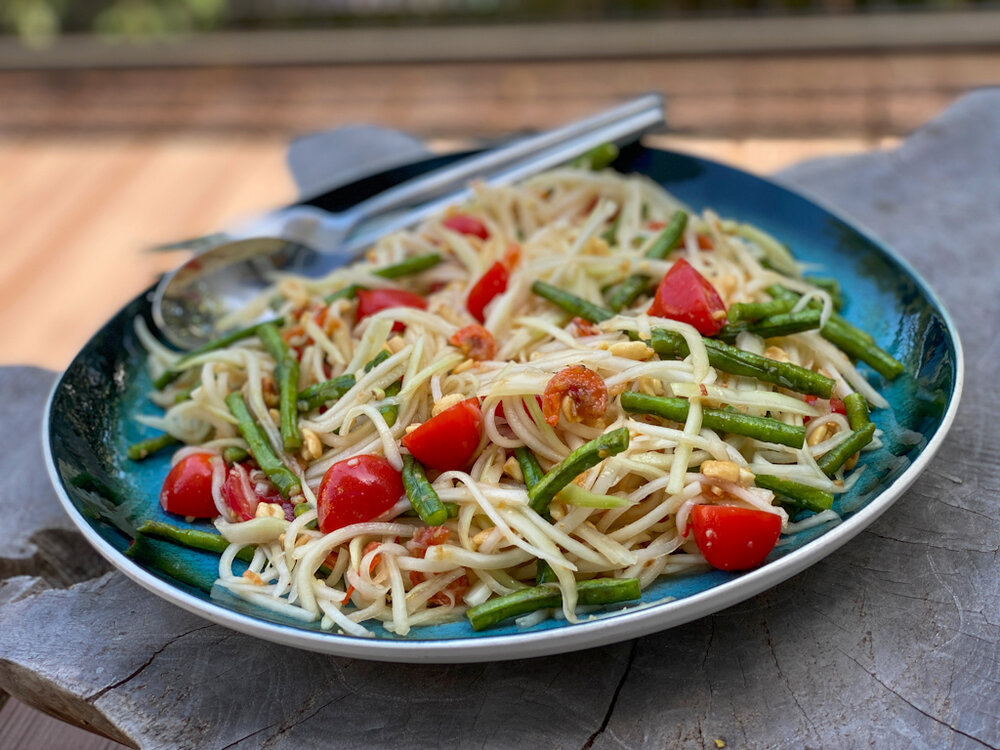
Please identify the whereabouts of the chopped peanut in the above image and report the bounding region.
[764,346,791,363]
[471,527,497,547]
[609,341,654,361]
[242,570,264,585]
[452,358,477,374]
[261,376,279,408]
[405,423,422,435]
[300,428,323,461]
[738,467,756,486]
[502,456,523,482]
[585,236,611,256]
[638,376,664,396]
[277,278,311,309]
[255,502,285,519]
[385,335,406,354]
[716,274,740,301]
[268,408,281,423]
[701,460,741,484]
[807,422,839,447]
[432,393,466,417]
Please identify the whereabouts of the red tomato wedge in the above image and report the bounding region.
[317,455,404,534]
[690,505,782,571]
[443,214,489,239]
[160,453,219,518]
[222,463,285,521]
[466,261,509,323]
[402,398,483,471]
[355,288,427,332]
[648,258,728,336]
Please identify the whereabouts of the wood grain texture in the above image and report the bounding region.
[1,92,998,749]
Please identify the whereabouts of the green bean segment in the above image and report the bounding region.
[753,475,834,513]
[607,210,688,311]
[528,427,630,515]
[374,252,442,279]
[727,297,795,324]
[844,392,870,430]
[137,520,254,563]
[466,577,641,631]
[153,317,286,390]
[257,322,301,451]
[767,284,902,379]
[514,446,544,489]
[297,374,355,412]
[571,142,620,171]
[718,308,822,343]
[650,330,835,398]
[127,432,179,461]
[621,392,805,448]
[402,455,448,526]
[224,392,301,498]
[816,422,876,477]
[532,281,614,323]
[222,445,249,464]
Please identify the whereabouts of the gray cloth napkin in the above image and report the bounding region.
[3,90,999,749]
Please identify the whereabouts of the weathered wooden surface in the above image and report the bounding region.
[2,91,999,749]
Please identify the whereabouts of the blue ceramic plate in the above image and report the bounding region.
[44,144,963,663]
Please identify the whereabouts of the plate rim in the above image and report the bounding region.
[42,145,965,663]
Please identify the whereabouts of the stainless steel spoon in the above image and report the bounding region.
[153,95,664,349]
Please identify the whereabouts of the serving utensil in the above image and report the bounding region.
[153,95,664,348]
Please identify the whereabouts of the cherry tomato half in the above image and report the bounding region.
[443,214,489,240]
[690,504,782,571]
[355,288,427,332]
[222,463,285,521]
[317,455,404,534]
[402,398,483,472]
[648,258,727,336]
[160,453,219,518]
[466,261,509,323]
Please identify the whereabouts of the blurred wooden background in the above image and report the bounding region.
[2,50,993,372]
[0,41,996,748]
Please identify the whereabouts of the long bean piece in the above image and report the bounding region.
[718,308,822,343]
[767,284,903,379]
[753,474,834,513]
[621,392,806,448]
[222,446,249,464]
[528,427,630,515]
[296,350,390,413]
[571,142,620,171]
[727,297,795,324]
[127,432,179,461]
[532,281,834,397]
[816,422,876,476]
[374,252,442,279]
[323,284,363,304]
[137,520,254,563]
[153,317,286,390]
[257,322,301,451]
[514,446,545,489]
[401,455,448,526]
[607,210,688,311]
[297,374,354,412]
[224,392,301,498]
[379,381,402,427]
[532,281,614,323]
[650,329,835,398]
[844,392,870,430]
[466,577,641,631]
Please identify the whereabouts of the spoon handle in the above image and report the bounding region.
[341,94,664,226]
